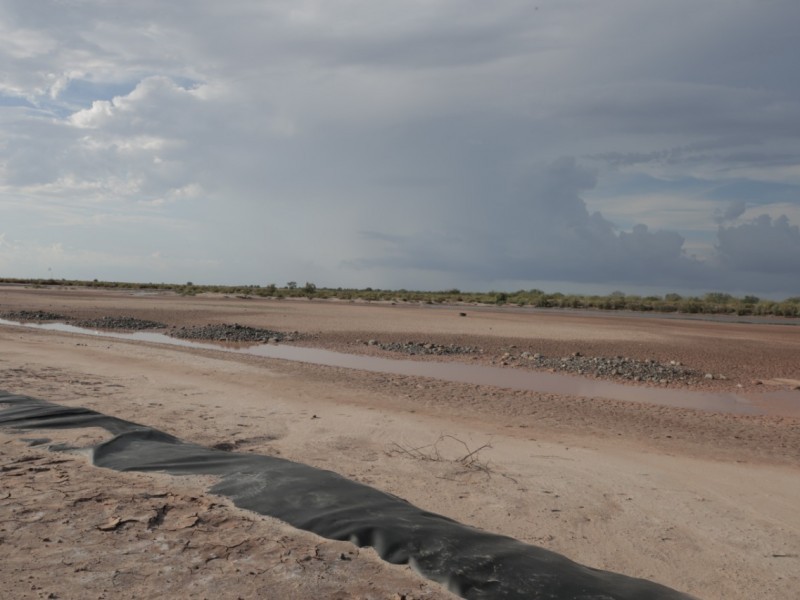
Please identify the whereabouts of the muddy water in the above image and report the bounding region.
[2,319,798,417]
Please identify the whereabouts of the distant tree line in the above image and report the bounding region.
[1,277,798,317]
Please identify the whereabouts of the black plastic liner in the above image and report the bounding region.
[0,390,695,599]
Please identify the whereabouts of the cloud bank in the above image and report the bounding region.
[1,1,799,296]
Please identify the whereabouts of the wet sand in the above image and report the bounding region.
[1,286,799,599]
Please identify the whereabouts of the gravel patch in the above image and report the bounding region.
[361,338,702,384]
[73,316,167,330]
[1,310,67,321]
[168,323,299,343]
[363,339,481,356]
[498,350,702,385]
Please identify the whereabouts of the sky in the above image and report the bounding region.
[1,0,799,298]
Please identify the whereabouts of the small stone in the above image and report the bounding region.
[98,517,122,531]
[704,373,714,380]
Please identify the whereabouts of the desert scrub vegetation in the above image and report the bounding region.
[2,278,799,318]
[384,434,511,482]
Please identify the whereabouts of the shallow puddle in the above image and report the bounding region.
[3,318,798,417]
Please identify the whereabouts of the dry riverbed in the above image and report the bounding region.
[1,286,799,599]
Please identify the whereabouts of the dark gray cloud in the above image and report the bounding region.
[717,215,800,274]
[357,157,800,294]
[356,158,710,288]
[713,201,747,224]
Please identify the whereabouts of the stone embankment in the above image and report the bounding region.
[168,323,298,343]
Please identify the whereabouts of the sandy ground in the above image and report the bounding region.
[1,286,799,599]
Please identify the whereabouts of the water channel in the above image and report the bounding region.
[2,318,798,417]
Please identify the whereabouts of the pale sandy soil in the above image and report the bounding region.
[1,287,799,599]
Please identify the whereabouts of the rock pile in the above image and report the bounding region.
[168,323,297,343]
[364,339,481,356]
[0,310,67,321]
[499,351,701,384]
[74,316,167,330]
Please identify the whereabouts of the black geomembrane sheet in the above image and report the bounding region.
[0,391,695,600]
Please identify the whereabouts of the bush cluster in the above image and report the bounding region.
[2,278,798,317]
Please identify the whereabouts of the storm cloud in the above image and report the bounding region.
[717,215,800,274]
[356,158,708,289]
